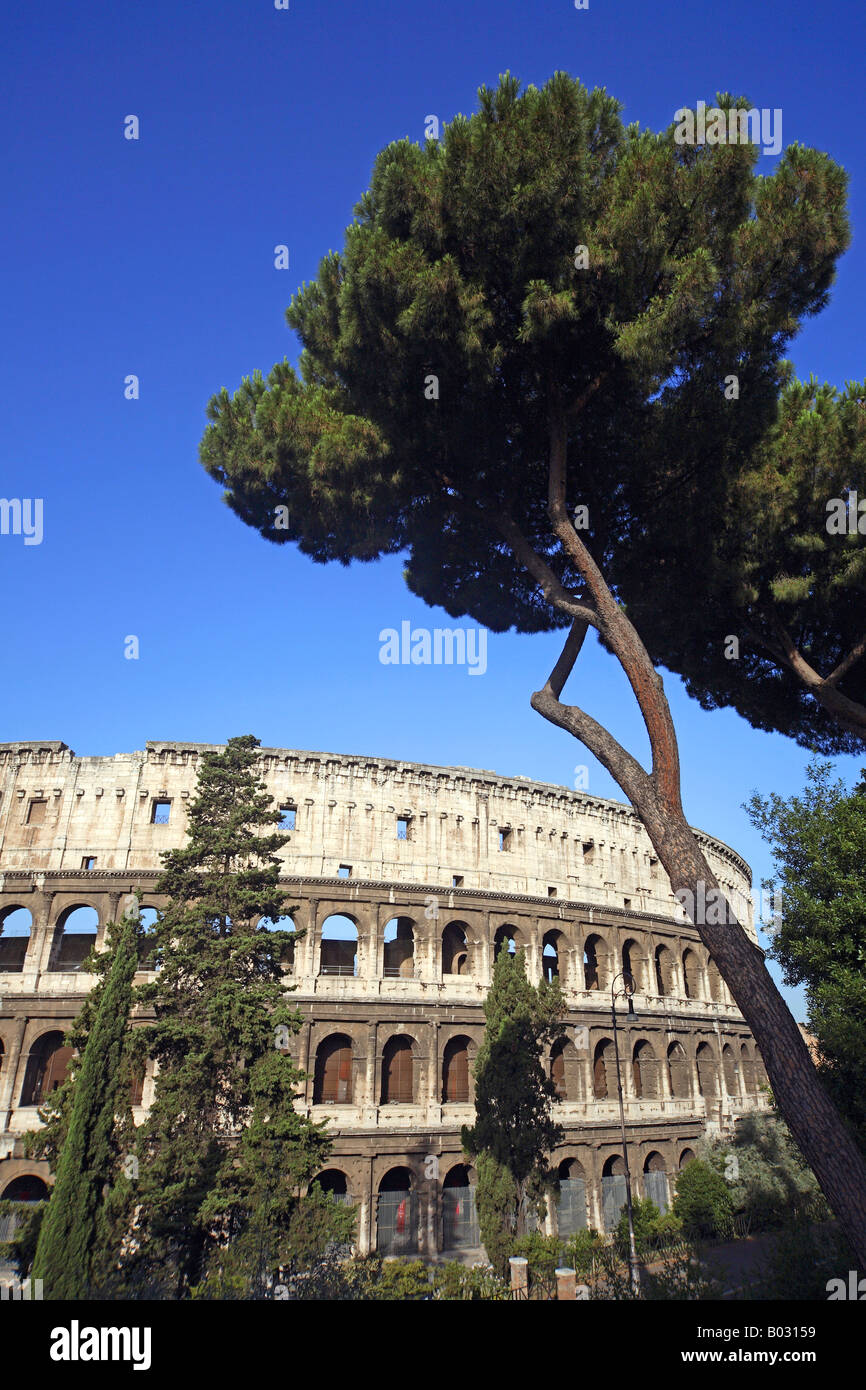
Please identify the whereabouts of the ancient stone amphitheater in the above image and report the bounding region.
[0,740,768,1259]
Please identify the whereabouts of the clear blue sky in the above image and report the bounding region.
[3,0,865,1017]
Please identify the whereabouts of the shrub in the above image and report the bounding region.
[673,1159,734,1240]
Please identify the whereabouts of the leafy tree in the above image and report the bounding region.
[127,735,350,1296]
[673,1159,734,1240]
[198,71,866,1261]
[462,947,564,1275]
[30,911,141,1298]
[614,374,866,753]
[746,762,866,1153]
[702,1110,827,1232]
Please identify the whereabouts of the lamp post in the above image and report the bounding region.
[611,969,641,1296]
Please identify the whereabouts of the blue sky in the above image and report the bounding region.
[3,0,865,1016]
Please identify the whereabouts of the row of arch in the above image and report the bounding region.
[0,903,735,1006]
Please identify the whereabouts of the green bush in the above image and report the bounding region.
[563,1227,605,1277]
[614,1196,661,1257]
[747,1220,855,1301]
[433,1261,510,1300]
[673,1159,734,1240]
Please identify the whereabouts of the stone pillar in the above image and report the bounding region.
[429,1020,440,1107]
[365,1021,378,1107]
[0,1017,27,1128]
[298,1019,313,1105]
[509,1256,529,1300]
[556,1267,577,1300]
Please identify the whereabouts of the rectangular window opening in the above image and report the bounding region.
[81,856,96,871]
[279,805,296,830]
[151,800,171,825]
[27,799,47,826]
[337,864,352,879]
[452,874,464,888]
[397,817,409,840]
[548,886,557,898]
[499,828,512,852]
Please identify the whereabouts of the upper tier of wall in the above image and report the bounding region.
[0,741,755,939]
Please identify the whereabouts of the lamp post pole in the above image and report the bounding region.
[611,969,641,1296]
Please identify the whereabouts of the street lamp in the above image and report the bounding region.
[611,969,641,1296]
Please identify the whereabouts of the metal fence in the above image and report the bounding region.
[643,1170,670,1214]
[557,1178,588,1235]
[601,1174,629,1232]
[376,1190,418,1256]
[442,1185,480,1249]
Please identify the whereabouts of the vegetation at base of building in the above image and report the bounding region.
[673,1159,735,1240]
[30,911,141,1299]
[613,1197,683,1259]
[746,1217,856,1301]
[0,1200,44,1277]
[700,1110,830,1234]
[461,947,565,1278]
[746,760,866,1155]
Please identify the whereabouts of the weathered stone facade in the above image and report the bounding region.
[0,740,768,1258]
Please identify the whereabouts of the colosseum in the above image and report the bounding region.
[0,739,769,1260]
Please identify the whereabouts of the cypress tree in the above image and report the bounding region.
[462,948,564,1277]
[128,735,350,1297]
[31,909,141,1299]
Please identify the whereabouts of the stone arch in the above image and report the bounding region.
[443,921,471,976]
[380,1035,416,1104]
[1,1173,49,1201]
[313,1033,354,1104]
[583,933,609,991]
[601,1154,627,1231]
[592,1038,612,1099]
[722,1043,738,1096]
[376,1166,418,1255]
[679,1147,696,1170]
[50,904,98,973]
[0,906,32,972]
[621,937,645,993]
[441,1035,471,1104]
[667,1041,690,1098]
[137,906,160,970]
[19,1030,73,1106]
[632,1040,660,1099]
[696,1041,719,1099]
[654,943,674,996]
[642,1150,669,1213]
[682,948,700,1000]
[551,1037,581,1102]
[740,1042,756,1093]
[442,1163,479,1250]
[319,913,358,977]
[541,929,562,983]
[493,923,522,962]
[312,1168,351,1202]
[383,916,415,978]
[556,1157,588,1234]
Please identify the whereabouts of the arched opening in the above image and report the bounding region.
[643,1151,669,1213]
[443,921,470,976]
[667,1041,689,1098]
[0,906,32,972]
[601,1154,627,1231]
[682,949,700,1000]
[313,1033,353,1104]
[654,944,674,996]
[137,907,160,970]
[551,1038,569,1100]
[381,1036,414,1104]
[383,916,415,978]
[722,1043,738,1096]
[0,1174,49,1245]
[20,1031,73,1105]
[755,1052,769,1089]
[319,914,358,977]
[622,939,643,992]
[707,957,723,1003]
[740,1043,756,1094]
[442,1164,480,1250]
[259,913,296,972]
[541,930,561,983]
[50,905,98,972]
[557,1158,587,1234]
[376,1167,417,1255]
[312,1169,350,1205]
[442,1036,471,1104]
[632,1041,660,1100]
[129,1058,146,1108]
[592,1039,611,1099]
[696,1042,719,1100]
[679,1147,696,1170]
[583,934,607,991]
[493,924,521,962]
